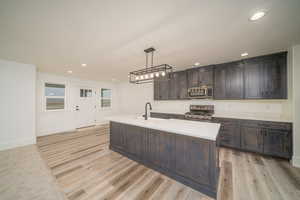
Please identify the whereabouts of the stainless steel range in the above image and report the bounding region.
[185,105,214,121]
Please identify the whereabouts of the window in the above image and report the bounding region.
[45,83,65,110]
[80,89,92,97]
[101,88,111,108]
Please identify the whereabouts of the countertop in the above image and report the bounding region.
[107,115,221,141]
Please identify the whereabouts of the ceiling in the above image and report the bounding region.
[0,0,300,82]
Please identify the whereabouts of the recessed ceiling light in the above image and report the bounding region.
[194,62,200,66]
[81,63,87,67]
[241,52,249,57]
[250,11,266,21]
[67,70,73,74]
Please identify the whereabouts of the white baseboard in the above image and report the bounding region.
[0,138,36,151]
[292,156,300,168]
[37,128,76,137]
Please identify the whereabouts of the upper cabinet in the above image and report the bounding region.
[199,66,214,86]
[214,61,244,99]
[153,75,170,100]
[154,52,287,101]
[244,52,287,99]
[187,65,214,88]
[169,71,188,99]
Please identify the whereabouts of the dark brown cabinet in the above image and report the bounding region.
[213,118,240,149]
[187,66,214,88]
[110,122,125,150]
[169,71,188,99]
[240,125,264,153]
[214,61,244,99]
[110,122,219,198]
[154,52,287,101]
[175,135,212,186]
[263,129,292,158]
[244,52,287,99]
[187,68,199,88]
[215,118,293,159]
[153,76,170,100]
[198,66,214,86]
[147,129,175,170]
[124,124,145,158]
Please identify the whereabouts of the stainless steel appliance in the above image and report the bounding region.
[185,105,214,121]
[187,86,213,99]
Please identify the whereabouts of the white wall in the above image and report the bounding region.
[0,59,36,150]
[292,44,300,167]
[36,72,119,136]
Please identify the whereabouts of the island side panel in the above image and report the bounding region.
[109,121,219,199]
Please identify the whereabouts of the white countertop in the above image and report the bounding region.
[107,115,221,141]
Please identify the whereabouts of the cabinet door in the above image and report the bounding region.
[241,126,263,153]
[169,72,179,99]
[244,52,287,99]
[124,124,144,158]
[153,78,160,100]
[158,76,170,100]
[213,65,227,99]
[187,69,199,88]
[263,129,291,158]
[177,71,188,99]
[261,53,287,99]
[199,66,214,86]
[147,129,175,169]
[219,125,240,148]
[110,122,125,150]
[175,135,211,185]
[226,62,244,99]
[244,59,264,98]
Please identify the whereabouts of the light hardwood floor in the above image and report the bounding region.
[37,124,300,200]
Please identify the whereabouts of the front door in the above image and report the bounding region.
[71,86,97,128]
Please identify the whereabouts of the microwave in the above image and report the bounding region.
[187,86,213,99]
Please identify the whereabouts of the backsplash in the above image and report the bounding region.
[117,82,292,120]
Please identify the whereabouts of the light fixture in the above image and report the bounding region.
[241,52,249,57]
[81,64,87,67]
[250,11,266,21]
[194,62,200,66]
[67,70,72,74]
[128,47,173,84]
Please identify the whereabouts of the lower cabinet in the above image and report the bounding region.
[240,125,264,153]
[110,121,219,198]
[213,118,240,149]
[215,118,293,159]
[175,135,212,186]
[146,129,175,170]
[263,129,292,158]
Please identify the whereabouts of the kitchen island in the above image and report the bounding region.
[109,116,221,198]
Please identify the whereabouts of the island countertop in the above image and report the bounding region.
[107,115,221,141]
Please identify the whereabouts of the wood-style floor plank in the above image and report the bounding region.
[37,124,300,200]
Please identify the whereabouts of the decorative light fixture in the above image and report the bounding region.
[128,47,173,84]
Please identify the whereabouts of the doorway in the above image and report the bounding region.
[70,86,97,128]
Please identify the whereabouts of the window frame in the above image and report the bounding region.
[44,82,67,112]
[100,88,112,109]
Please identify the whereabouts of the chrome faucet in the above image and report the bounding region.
[144,102,152,120]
